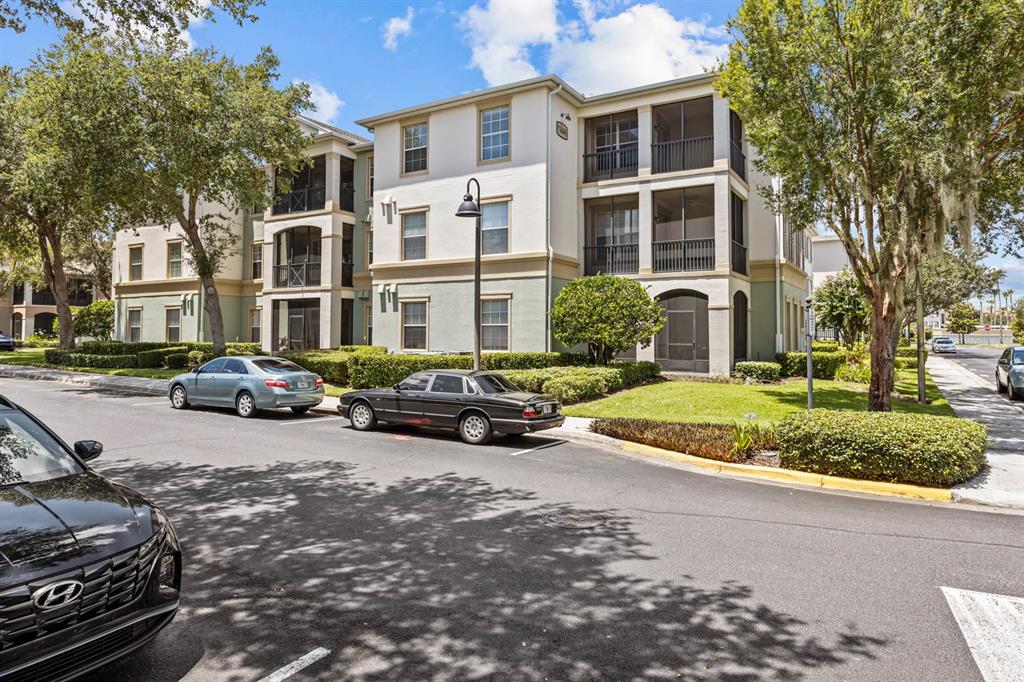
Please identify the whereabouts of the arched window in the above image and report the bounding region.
[34,312,57,337]
[654,290,709,373]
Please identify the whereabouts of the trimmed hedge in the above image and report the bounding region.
[811,340,840,352]
[499,362,660,404]
[337,345,387,354]
[78,340,263,356]
[896,346,928,359]
[138,346,188,368]
[280,350,351,384]
[777,410,987,487]
[44,348,138,368]
[734,361,781,383]
[166,353,189,369]
[835,362,870,383]
[776,351,850,379]
[591,419,777,463]
[348,352,601,389]
[188,350,212,366]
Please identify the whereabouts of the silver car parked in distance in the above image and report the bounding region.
[168,356,324,418]
[930,336,957,353]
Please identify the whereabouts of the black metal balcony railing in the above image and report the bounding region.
[730,142,747,180]
[340,185,355,213]
[342,262,353,288]
[32,288,56,306]
[651,136,714,174]
[731,240,748,276]
[584,243,639,275]
[652,238,715,272]
[583,144,638,182]
[273,262,322,287]
[272,186,327,215]
[67,290,93,307]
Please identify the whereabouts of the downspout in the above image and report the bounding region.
[773,176,783,353]
[545,83,563,353]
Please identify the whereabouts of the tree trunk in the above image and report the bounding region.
[36,222,75,350]
[200,273,227,357]
[868,291,898,411]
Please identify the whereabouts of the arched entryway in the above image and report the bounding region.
[655,290,709,372]
[34,312,56,337]
[733,291,748,361]
[11,313,23,339]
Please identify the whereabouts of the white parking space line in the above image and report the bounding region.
[942,587,1024,682]
[508,439,565,457]
[278,416,347,427]
[130,400,168,406]
[257,647,331,682]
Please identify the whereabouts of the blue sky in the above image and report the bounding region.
[1,0,1019,294]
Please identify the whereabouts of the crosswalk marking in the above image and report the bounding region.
[941,587,1024,681]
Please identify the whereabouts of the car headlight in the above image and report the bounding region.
[159,553,178,588]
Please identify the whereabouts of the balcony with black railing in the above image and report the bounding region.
[652,238,715,273]
[272,185,327,216]
[730,143,747,180]
[731,240,748,276]
[583,144,638,182]
[652,136,714,174]
[273,262,322,287]
[584,243,639,275]
[340,185,355,213]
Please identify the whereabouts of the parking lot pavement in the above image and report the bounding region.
[3,376,1024,681]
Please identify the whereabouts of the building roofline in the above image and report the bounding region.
[353,71,719,131]
[296,114,371,144]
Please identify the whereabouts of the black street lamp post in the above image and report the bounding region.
[455,178,483,371]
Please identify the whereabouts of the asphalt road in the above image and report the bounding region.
[944,346,1004,385]
[3,376,1023,681]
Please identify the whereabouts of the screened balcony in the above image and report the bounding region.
[273,226,322,287]
[652,187,716,273]
[583,111,639,182]
[651,97,714,174]
[273,156,327,215]
[584,195,640,275]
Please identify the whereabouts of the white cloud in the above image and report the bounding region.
[460,0,559,85]
[458,0,729,94]
[295,81,344,123]
[383,6,415,51]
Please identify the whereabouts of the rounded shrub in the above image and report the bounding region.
[166,353,189,369]
[188,350,211,366]
[811,340,840,353]
[777,410,988,487]
[835,362,870,383]
[734,361,781,383]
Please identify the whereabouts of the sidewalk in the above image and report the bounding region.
[927,355,1024,509]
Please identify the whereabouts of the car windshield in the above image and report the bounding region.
[252,359,305,373]
[0,409,83,485]
[474,374,520,394]
[1014,350,1024,365]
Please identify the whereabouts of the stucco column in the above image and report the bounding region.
[260,305,272,352]
[708,305,732,375]
[637,105,652,175]
[322,291,339,348]
[638,188,652,273]
[714,173,731,271]
[712,95,731,163]
[637,341,655,363]
[325,151,341,211]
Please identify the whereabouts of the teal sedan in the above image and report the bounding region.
[168,356,324,418]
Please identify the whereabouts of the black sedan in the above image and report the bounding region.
[0,394,181,680]
[0,331,14,352]
[338,370,564,444]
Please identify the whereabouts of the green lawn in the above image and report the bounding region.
[0,348,179,379]
[564,371,954,423]
[323,384,353,397]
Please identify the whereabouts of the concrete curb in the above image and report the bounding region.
[0,365,167,396]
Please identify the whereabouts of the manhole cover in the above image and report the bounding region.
[542,510,607,530]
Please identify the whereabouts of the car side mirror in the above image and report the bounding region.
[191,367,200,373]
[393,384,402,391]
[74,440,103,462]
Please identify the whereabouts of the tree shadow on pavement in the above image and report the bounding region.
[84,458,888,681]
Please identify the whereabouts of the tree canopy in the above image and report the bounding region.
[946,303,979,342]
[1,0,260,35]
[719,0,1024,410]
[813,270,870,346]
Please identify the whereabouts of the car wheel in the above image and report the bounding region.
[290,406,310,415]
[235,391,257,418]
[349,401,377,431]
[997,375,1007,393]
[459,412,492,445]
[170,385,189,409]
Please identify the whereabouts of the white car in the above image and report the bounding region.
[931,336,957,353]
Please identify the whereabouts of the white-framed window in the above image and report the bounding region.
[127,308,142,342]
[249,307,261,343]
[128,245,143,281]
[482,201,509,255]
[480,105,510,161]
[166,241,182,278]
[481,299,509,351]
[366,155,374,198]
[365,304,373,345]
[402,212,427,260]
[367,230,374,266]
[165,307,181,343]
[250,242,263,280]
[403,123,428,173]
[401,301,427,350]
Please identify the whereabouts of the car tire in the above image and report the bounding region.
[997,375,1007,393]
[1010,382,1021,402]
[349,400,377,431]
[235,391,258,418]
[290,406,310,415]
[459,412,493,445]
[170,385,189,409]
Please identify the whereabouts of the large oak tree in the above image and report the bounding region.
[719,0,1024,410]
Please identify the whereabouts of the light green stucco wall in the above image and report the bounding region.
[749,280,810,361]
[116,293,251,344]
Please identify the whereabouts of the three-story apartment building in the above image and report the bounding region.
[4,279,99,339]
[111,116,373,350]
[357,73,812,374]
